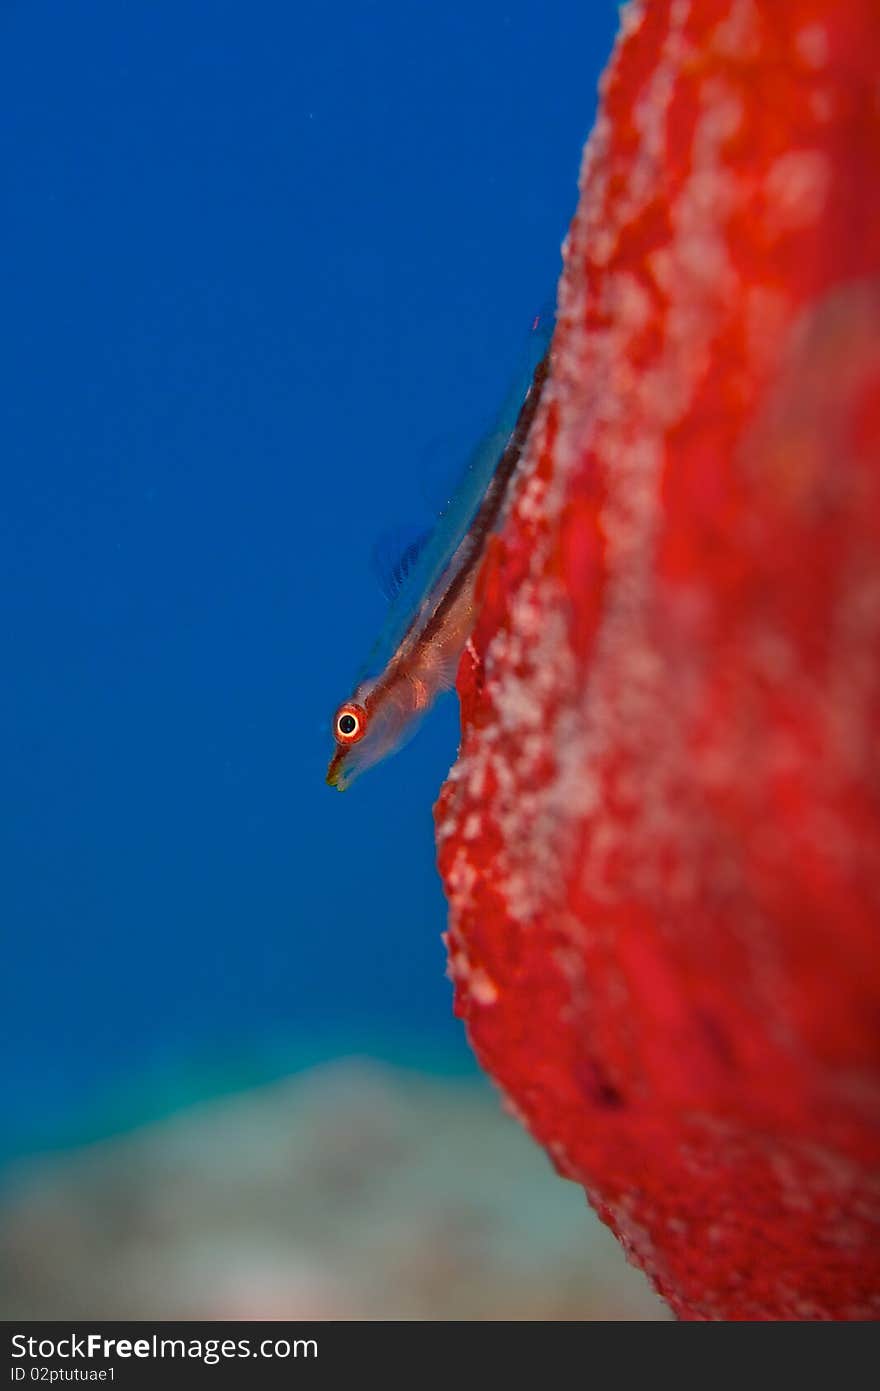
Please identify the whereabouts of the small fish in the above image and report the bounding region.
[327,311,553,790]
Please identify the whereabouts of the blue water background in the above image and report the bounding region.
[1,1,616,1164]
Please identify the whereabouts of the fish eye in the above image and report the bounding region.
[334,703,367,744]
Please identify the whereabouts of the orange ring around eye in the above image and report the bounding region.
[334,702,367,745]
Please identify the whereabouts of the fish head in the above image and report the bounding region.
[326,679,427,790]
[326,698,370,790]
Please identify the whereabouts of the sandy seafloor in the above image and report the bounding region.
[1,1059,668,1320]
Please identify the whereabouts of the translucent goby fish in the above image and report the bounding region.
[327,309,554,790]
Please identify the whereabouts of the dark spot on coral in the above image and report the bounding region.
[575,1057,625,1110]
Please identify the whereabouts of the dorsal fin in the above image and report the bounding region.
[416,304,556,524]
[371,525,433,602]
[418,431,472,521]
[360,297,557,673]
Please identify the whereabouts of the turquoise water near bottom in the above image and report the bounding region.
[3,1030,479,1174]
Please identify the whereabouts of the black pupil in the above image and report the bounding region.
[338,713,357,736]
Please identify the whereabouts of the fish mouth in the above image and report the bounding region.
[325,749,348,791]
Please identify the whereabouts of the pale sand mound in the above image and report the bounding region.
[0,1059,667,1320]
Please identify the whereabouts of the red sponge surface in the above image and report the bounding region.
[436,0,880,1320]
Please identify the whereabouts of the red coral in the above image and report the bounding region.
[436,0,880,1320]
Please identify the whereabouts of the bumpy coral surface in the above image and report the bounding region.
[436,0,880,1320]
